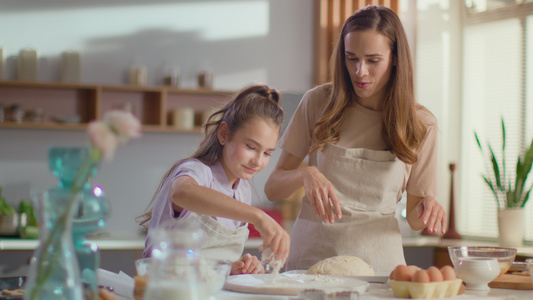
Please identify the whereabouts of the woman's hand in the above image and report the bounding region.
[302,166,342,223]
[253,212,290,267]
[231,253,265,275]
[407,195,447,234]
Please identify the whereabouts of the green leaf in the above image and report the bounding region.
[19,199,38,227]
[488,144,503,192]
[520,184,532,208]
[501,118,507,193]
[475,132,483,151]
[482,176,497,196]
[0,188,16,216]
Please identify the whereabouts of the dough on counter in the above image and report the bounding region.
[307,256,375,276]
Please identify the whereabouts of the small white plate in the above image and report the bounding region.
[283,270,390,283]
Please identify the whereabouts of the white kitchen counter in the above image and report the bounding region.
[213,283,532,300]
[0,231,146,251]
[0,231,264,251]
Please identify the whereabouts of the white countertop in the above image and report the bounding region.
[0,231,146,251]
[212,283,533,300]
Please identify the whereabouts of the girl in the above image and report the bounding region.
[138,84,290,275]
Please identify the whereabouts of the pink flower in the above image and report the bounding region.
[87,122,118,160]
[103,111,142,144]
[87,111,142,160]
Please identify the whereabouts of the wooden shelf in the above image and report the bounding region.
[0,80,233,133]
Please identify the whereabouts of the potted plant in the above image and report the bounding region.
[474,118,533,246]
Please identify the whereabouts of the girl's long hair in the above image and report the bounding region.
[311,5,426,164]
[137,84,283,226]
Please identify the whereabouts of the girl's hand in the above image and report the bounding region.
[414,197,447,234]
[231,254,265,275]
[302,166,342,223]
[254,213,290,267]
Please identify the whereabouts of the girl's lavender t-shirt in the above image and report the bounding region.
[144,159,252,256]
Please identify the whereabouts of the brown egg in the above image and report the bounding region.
[427,266,444,282]
[411,269,430,283]
[440,265,457,281]
[407,265,421,273]
[392,265,415,281]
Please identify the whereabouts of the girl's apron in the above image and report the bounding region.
[175,211,249,262]
[287,144,406,273]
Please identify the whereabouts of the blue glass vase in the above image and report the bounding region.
[25,147,109,300]
[49,146,110,300]
[25,189,84,300]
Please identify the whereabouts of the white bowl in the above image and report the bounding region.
[455,257,500,291]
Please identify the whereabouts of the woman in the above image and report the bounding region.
[264,6,446,272]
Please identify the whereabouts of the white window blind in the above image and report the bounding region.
[459,3,533,241]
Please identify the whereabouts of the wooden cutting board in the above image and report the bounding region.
[488,274,533,290]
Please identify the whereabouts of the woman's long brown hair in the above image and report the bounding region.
[136,84,283,226]
[311,5,426,164]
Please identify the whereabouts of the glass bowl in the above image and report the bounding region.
[447,246,517,277]
[199,259,232,295]
[135,257,153,276]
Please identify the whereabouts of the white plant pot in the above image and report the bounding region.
[498,208,524,247]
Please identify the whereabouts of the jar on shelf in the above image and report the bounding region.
[9,104,25,123]
[0,104,5,122]
[163,67,180,87]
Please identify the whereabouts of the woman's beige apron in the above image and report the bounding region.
[176,210,249,262]
[287,144,406,273]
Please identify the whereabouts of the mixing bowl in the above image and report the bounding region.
[447,246,516,276]
[140,258,231,297]
[199,259,232,295]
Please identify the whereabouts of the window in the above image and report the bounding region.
[416,1,533,242]
[459,2,533,241]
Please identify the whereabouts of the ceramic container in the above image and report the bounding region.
[172,107,195,130]
[454,257,500,291]
[18,48,38,81]
[60,51,81,83]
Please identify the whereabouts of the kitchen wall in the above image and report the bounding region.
[0,1,436,236]
[0,0,314,92]
[0,0,312,234]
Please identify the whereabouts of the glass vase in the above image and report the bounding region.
[24,189,83,300]
[48,146,110,300]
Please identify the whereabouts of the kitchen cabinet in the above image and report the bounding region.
[0,81,233,132]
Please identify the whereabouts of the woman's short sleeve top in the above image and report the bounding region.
[147,159,252,233]
[279,84,438,198]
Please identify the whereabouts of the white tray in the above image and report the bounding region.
[224,273,369,296]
